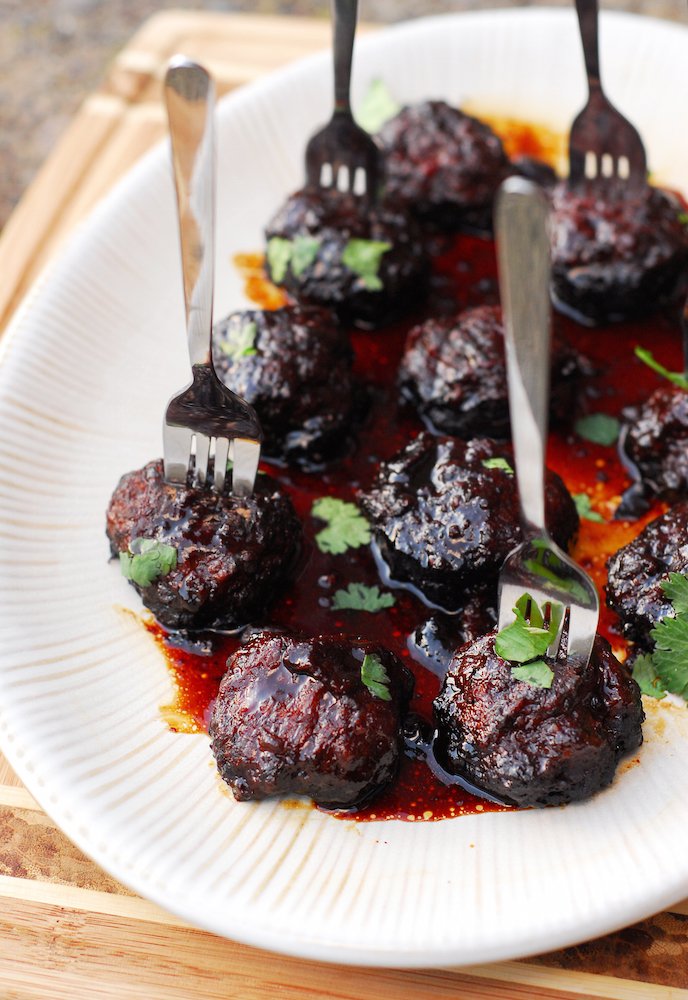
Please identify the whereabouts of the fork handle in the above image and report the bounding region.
[164,58,216,368]
[332,0,358,113]
[495,177,552,535]
[575,0,601,91]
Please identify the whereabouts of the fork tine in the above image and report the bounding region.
[231,438,261,498]
[194,433,211,485]
[566,603,598,665]
[213,437,230,493]
[163,424,193,484]
[546,603,567,660]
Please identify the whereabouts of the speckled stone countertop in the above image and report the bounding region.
[0,0,685,231]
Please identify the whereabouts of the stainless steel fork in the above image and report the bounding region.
[495,176,599,666]
[163,57,262,496]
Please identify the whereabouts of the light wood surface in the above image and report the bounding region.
[0,10,687,998]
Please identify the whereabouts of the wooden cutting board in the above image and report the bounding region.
[1,10,688,998]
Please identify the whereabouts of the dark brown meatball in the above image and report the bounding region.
[212,305,359,467]
[398,304,591,438]
[623,385,688,499]
[358,434,579,611]
[264,187,428,328]
[106,460,302,631]
[549,183,688,326]
[607,501,688,649]
[433,630,643,806]
[377,101,511,234]
[209,633,413,808]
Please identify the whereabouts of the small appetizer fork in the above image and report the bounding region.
[568,0,646,193]
[305,0,381,198]
[163,57,261,496]
[495,177,599,665]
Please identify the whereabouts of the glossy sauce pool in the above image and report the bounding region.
[147,118,685,822]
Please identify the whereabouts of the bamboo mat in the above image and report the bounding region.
[0,10,687,998]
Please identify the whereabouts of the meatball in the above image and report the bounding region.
[358,434,579,610]
[377,101,511,234]
[209,633,413,808]
[607,501,688,649]
[213,305,359,467]
[264,187,428,328]
[549,183,688,326]
[398,304,591,438]
[622,385,688,499]
[106,460,302,631]
[433,629,643,807]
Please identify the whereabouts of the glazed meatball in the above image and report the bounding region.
[622,385,688,499]
[106,460,302,631]
[549,183,688,326]
[264,187,428,328]
[377,101,511,234]
[607,501,688,649]
[433,629,643,807]
[209,633,413,808]
[213,305,359,467]
[358,434,579,610]
[398,304,591,438]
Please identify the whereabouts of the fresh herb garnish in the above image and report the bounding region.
[678,212,688,226]
[266,236,293,283]
[631,654,666,700]
[332,583,395,613]
[572,492,606,523]
[311,497,371,555]
[219,320,258,361]
[356,78,401,133]
[511,660,554,689]
[660,572,688,614]
[482,457,514,475]
[120,538,177,587]
[290,235,321,277]
[635,346,688,392]
[574,413,620,447]
[342,239,391,291]
[360,652,392,700]
[495,593,559,667]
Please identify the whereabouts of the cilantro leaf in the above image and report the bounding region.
[290,235,320,277]
[631,654,666,700]
[660,573,688,615]
[635,346,688,392]
[356,79,401,133]
[219,320,258,362]
[572,492,606,523]
[341,239,391,291]
[120,538,177,588]
[266,237,293,283]
[311,497,371,555]
[482,457,514,475]
[495,594,559,665]
[331,583,395,613]
[360,652,392,700]
[650,615,688,699]
[574,413,620,446]
[511,659,554,689]
[678,212,688,226]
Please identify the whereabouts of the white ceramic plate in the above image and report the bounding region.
[1,8,687,968]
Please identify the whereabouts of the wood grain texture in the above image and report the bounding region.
[0,9,687,998]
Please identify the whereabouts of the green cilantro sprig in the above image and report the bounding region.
[342,239,391,291]
[482,457,514,475]
[636,572,688,702]
[574,413,620,447]
[631,655,666,700]
[311,497,371,555]
[219,320,258,362]
[635,346,688,392]
[360,652,392,700]
[331,583,395,613]
[356,79,401,133]
[494,594,559,689]
[120,538,177,587]
[266,235,322,283]
[572,492,606,524]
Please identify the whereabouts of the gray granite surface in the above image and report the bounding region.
[0,0,685,231]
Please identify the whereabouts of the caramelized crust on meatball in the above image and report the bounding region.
[209,633,413,808]
[213,305,360,467]
[358,434,579,610]
[623,385,688,499]
[398,304,591,438]
[549,183,688,326]
[265,187,428,328]
[106,460,302,631]
[433,630,643,806]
